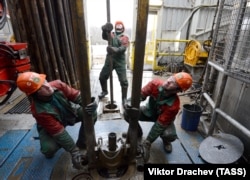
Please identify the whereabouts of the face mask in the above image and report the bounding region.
[115,24,124,34]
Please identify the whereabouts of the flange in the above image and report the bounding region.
[199,132,244,164]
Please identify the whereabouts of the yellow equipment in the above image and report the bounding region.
[184,40,208,66]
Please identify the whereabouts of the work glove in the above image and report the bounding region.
[101,22,113,32]
[85,97,97,115]
[107,46,119,54]
[70,147,88,170]
[53,130,87,169]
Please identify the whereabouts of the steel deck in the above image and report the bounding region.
[0,70,206,179]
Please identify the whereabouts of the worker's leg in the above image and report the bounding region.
[99,58,111,99]
[160,122,177,153]
[37,127,60,158]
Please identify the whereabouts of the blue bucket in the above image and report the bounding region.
[181,104,203,131]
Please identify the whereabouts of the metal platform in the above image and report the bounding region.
[0,70,206,179]
[0,117,205,179]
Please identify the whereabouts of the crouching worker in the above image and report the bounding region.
[16,72,97,170]
[124,72,192,162]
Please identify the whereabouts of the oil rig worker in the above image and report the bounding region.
[16,72,97,170]
[125,72,193,162]
[98,21,129,106]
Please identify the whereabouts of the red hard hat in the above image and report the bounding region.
[115,21,125,33]
[173,72,193,91]
[16,72,46,95]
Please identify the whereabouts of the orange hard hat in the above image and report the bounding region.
[16,72,46,95]
[173,72,193,91]
[115,21,125,33]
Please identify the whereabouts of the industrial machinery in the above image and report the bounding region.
[184,40,209,67]
[183,40,211,83]
[0,42,31,105]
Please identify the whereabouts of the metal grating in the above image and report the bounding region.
[5,96,31,114]
[210,0,250,83]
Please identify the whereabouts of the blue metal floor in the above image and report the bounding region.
[0,114,205,179]
[0,70,206,179]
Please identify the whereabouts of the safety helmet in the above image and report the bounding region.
[16,72,46,95]
[115,21,125,33]
[173,72,193,91]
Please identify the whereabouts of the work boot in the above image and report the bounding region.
[163,141,172,153]
[142,140,151,162]
[98,91,108,99]
[99,79,108,99]
[121,87,128,107]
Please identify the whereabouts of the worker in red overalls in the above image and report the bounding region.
[125,72,193,162]
[16,72,97,170]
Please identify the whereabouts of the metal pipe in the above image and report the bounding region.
[202,92,215,109]
[37,0,60,79]
[44,0,67,82]
[63,0,77,81]
[55,0,76,87]
[30,0,53,78]
[208,61,225,73]
[70,0,96,168]
[215,108,250,139]
[128,0,149,160]
[21,0,44,73]
[207,74,228,135]
[108,132,117,151]
[7,0,21,41]
[106,0,114,107]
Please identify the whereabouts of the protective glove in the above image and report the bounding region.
[53,130,88,169]
[101,22,113,32]
[70,147,88,169]
[85,97,97,115]
[107,46,119,54]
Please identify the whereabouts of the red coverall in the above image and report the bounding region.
[140,78,180,143]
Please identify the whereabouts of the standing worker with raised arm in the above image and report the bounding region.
[98,21,130,107]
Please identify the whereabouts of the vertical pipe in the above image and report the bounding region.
[17,0,44,72]
[131,0,149,109]
[22,0,44,73]
[55,0,76,87]
[106,0,114,107]
[30,0,53,79]
[7,0,21,41]
[44,0,67,82]
[70,0,96,168]
[62,0,77,81]
[108,132,117,151]
[37,0,60,79]
[127,0,149,160]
